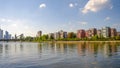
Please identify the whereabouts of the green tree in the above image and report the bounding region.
[67,32,76,38]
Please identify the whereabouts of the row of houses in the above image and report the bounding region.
[37,27,120,39]
[48,30,67,39]
[77,27,118,38]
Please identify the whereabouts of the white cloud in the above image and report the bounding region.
[69,3,78,8]
[104,16,110,21]
[0,18,6,22]
[0,18,13,23]
[0,18,36,36]
[82,0,112,14]
[39,3,46,8]
[69,3,74,8]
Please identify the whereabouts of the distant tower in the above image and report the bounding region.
[0,27,3,40]
[37,31,42,37]
[15,34,17,39]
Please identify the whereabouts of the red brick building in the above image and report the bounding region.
[77,29,85,38]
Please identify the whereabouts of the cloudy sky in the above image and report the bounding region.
[0,0,120,36]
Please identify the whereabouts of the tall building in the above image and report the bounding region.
[54,32,60,39]
[4,31,9,40]
[86,28,97,38]
[36,31,42,37]
[111,28,117,37]
[0,28,3,40]
[97,29,102,38]
[59,30,67,39]
[4,31,11,40]
[101,27,111,38]
[77,29,85,38]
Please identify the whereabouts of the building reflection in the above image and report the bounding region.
[77,42,118,57]
[77,42,86,56]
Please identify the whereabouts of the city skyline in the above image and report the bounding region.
[0,0,120,36]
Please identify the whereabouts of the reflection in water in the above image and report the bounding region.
[0,42,120,68]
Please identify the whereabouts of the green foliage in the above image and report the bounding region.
[24,36,34,41]
[22,34,120,42]
[115,36,120,40]
[67,32,76,38]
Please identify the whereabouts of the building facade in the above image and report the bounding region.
[58,30,67,39]
[85,28,97,38]
[37,31,42,37]
[111,28,117,37]
[77,29,85,38]
[54,32,60,39]
[97,29,102,38]
[101,27,111,38]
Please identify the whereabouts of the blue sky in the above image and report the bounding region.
[0,0,120,36]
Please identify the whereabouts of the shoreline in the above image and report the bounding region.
[42,40,120,43]
[1,40,120,43]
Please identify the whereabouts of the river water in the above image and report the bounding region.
[0,42,120,68]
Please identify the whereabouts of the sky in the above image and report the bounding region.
[0,0,120,37]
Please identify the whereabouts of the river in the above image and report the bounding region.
[0,42,120,68]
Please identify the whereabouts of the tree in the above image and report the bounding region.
[25,36,34,41]
[115,36,120,40]
[92,35,98,40]
[41,35,48,40]
[67,32,76,38]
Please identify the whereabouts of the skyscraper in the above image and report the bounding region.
[4,31,11,40]
[0,28,3,40]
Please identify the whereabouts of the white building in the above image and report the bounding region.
[102,27,111,38]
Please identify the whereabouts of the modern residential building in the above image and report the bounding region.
[101,27,111,38]
[0,28,3,40]
[77,29,85,38]
[36,31,42,37]
[86,28,97,38]
[58,30,67,39]
[97,29,102,38]
[54,32,60,39]
[111,28,117,37]
[90,28,97,37]
[63,32,67,38]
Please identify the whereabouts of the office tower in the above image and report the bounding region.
[4,31,11,40]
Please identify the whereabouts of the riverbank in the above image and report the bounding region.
[41,40,120,44]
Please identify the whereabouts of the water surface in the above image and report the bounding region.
[0,42,120,68]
